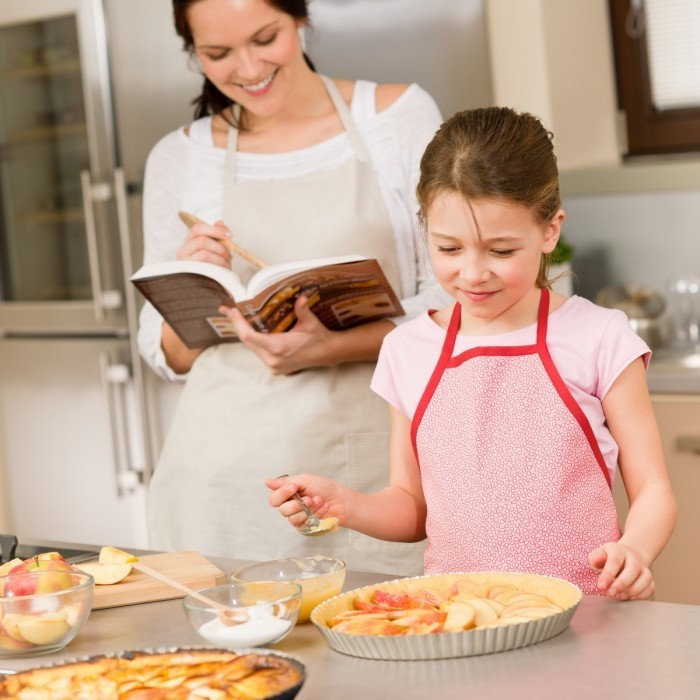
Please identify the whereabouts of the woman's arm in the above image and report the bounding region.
[224,295,394,375]
[267,406,427,541]
[592,357,677,599]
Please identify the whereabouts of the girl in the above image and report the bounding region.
[267,107,677,599]
[139,0,445,575]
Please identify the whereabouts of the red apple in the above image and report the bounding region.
[4,554,74,597]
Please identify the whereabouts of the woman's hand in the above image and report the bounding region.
[589,541,655,600]
[178,218,232,268]
[266,474,346,530]
[223,295,337,375]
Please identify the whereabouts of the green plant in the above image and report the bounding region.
[549,234,574,265]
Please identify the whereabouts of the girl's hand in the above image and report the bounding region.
[266,474,345,530]
[178,218,232,268]
[589,542,655,600]
[222,295,337,375]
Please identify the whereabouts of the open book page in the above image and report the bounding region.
[245,253,366,297]
[238,258,404,333]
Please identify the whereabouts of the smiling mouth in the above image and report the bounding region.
[462,290,497,301]
[238,69,278,94]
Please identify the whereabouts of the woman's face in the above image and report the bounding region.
[188,0,306,119]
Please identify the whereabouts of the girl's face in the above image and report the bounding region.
[427,192,564,331]
[188,0,306,120]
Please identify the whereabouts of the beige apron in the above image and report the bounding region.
[148,76,426,576]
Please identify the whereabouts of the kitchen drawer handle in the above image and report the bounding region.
[675,435,700,455]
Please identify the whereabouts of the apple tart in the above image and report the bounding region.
[0,647,305,699]
[311,571,582,660]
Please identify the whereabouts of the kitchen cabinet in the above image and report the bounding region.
[613,394,700,605]
[485,0,619,172]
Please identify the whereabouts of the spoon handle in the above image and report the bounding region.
[178,211,268,268]
[133,562,226,609]
[290,491,321,527]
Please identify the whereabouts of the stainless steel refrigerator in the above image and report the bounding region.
[0,0,199,546]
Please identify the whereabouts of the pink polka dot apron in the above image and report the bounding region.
[412,288,621,594]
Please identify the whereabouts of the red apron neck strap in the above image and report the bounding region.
[441,303,462,361]
[536,288,550,347]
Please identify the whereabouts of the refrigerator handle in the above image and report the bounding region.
[100,352,139,498]
[114,168,155,484]
[80,169,110,322]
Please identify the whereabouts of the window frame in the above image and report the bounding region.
[608,0,700,157]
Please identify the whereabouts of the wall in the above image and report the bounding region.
[563,189,700,301]
[306,0,493,119]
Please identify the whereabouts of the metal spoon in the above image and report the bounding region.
[277,475,339,537]
[290,491,339,537]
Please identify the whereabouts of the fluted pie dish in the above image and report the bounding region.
[311,571,582,660]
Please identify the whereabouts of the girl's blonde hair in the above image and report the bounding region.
[416,107,561,288]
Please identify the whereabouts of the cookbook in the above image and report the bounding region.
[130,254,404,349]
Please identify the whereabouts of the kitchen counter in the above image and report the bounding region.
[648,348,700,394]
[1,552,699,699]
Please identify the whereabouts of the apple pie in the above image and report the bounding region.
[312,572,582,660]
[0,648,305,699]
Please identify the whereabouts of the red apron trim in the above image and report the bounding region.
[535,291,612,489]
[411,305,460,459]
[411,289,612,488]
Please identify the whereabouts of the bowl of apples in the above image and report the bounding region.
[0,552,94,657]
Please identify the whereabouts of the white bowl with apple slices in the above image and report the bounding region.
[311,571,582,660]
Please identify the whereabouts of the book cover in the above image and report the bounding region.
[131,256,404,349]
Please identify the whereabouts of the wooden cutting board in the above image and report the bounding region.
[78,551,227,609]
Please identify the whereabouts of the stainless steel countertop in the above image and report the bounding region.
[1,553,699,699]
[648,349,700,394]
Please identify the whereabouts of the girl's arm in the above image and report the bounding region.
[266,406,427,542]
[592,357,677,599]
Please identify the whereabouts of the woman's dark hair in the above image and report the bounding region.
[172,0,315,121]
[416,107,562,288]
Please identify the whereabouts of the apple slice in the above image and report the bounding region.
[1,613,27,642]
[75,562,133,585]
[98,546,138,565]
[63,602,86,627]
[467,597,500,626]
[443,601,476,632]
[0,557,23,577]
[17,612,69,645]
[0,628,33,650]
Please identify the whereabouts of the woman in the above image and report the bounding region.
[138,0,446,574]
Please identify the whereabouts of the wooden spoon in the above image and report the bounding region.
[134,561,250,626]
[178,211,268,269]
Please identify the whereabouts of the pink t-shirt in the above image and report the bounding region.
[371,295,650,483]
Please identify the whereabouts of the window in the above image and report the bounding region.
[608,0,700,156]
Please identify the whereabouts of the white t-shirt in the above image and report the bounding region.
[371,296,651,483]
[138,81,449,380]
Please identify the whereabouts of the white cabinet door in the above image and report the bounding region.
[0,338,148,547]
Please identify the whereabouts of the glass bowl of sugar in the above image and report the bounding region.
[183,580,302,648]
